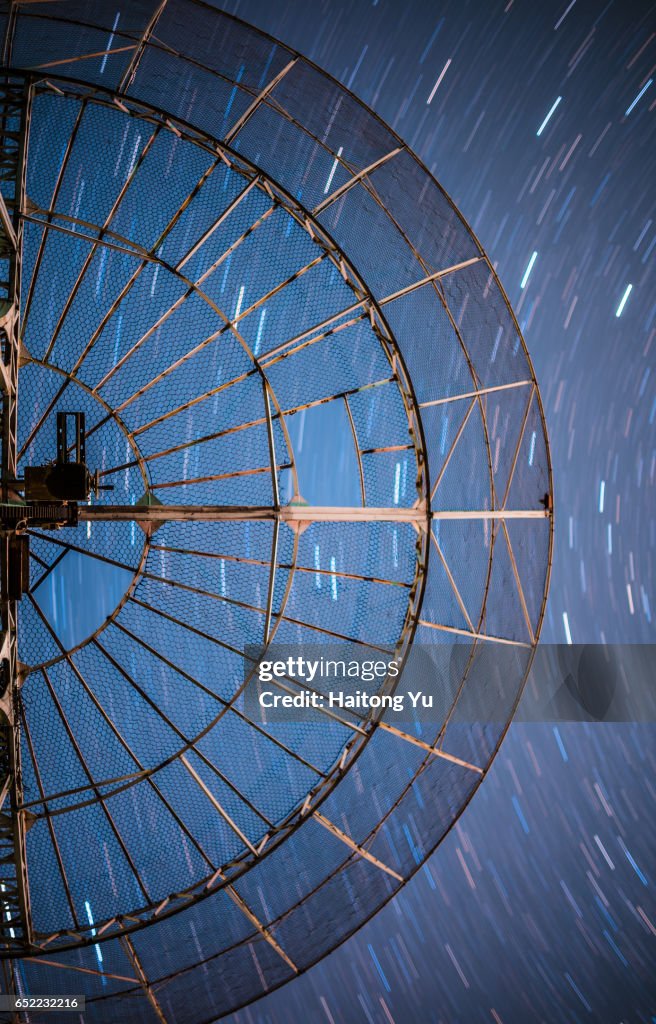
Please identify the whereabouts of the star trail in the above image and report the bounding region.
[215,0,656,1020]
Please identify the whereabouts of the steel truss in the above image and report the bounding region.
[0,74,32,954]
[0,73,438,959]
[0,17,553,1014]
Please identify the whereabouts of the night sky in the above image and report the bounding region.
[209,1,656,1021]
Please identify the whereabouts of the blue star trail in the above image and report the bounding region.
[219,1,656,1021]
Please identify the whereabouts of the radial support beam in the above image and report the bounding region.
[222,883,298,973]
[71,503,550,527]
[179,755,259,858]
[376,721,484,774]
[431,509,550,520]
[418,619,532,649]
[312,147,404,215]
[120,934,169,1024]
[313,810,403,881]
[117,0,169,95]
[223,58,297,144]
[25,956,138,985]
[76,503,430,525]
[379,256,484,305]
[0,75,33,954]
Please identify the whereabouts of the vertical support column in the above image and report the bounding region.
[0,75,29,497]
[0,74,33,954]
[0,957,20,1024]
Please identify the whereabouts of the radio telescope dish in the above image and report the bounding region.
[0,3,552,1020]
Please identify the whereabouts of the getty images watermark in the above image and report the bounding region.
[242,643,656,724]
[254,654,423,713]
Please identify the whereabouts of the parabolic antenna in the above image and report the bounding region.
[0,3,552,1020]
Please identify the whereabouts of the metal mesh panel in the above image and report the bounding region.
[440,260,532,388]
[132,46,256,143]
[152,2,292,91]
[11,18,134,88]
[265,317,392,411]
[270,59,398,173]
[424,400,491,511]
[318,181,426,300]
[383,281,476,403]
[232,98,355,211]
[152,938,288,1022]
[15,2,160,36]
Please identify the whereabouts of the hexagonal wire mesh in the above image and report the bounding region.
[0,3,552,1021]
